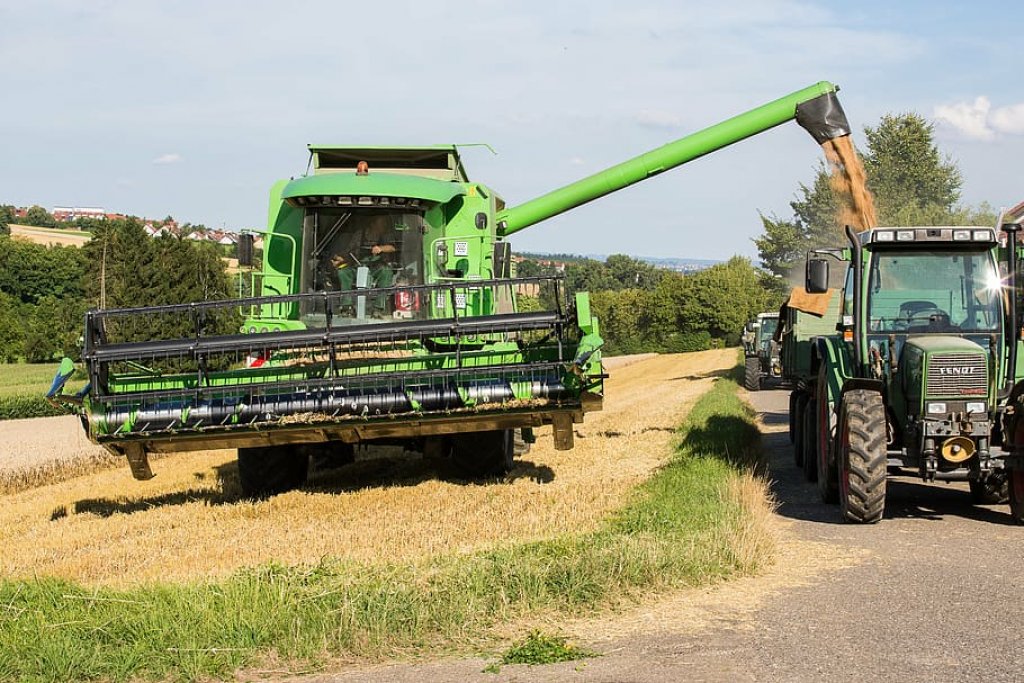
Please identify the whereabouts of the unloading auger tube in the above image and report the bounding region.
[497,81,850,235]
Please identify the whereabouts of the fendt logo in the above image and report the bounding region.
[938,366,976,376]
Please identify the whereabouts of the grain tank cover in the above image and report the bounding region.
[308,145,470,181]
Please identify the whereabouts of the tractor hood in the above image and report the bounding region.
[900,335,991,413]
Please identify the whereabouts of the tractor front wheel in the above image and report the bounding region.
[838,389,887,524]
[237,445,309,498]
[744,357,761,391]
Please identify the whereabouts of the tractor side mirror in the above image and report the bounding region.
[806,259,829,294]
[237,233,255,267]
[475,212,488,230]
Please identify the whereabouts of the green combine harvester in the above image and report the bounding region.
[52,81,853,496]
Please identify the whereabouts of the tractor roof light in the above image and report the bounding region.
[896,230,915,241]
[953,229,971,241]
[875,230,895,242]
[973,229,994,241]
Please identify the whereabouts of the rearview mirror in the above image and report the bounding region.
[806,259,829,294]
[237,233,255,267]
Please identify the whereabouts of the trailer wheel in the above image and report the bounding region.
[237,445,309,498]
[744,357,760,391]
[513,428,532,456]
[838,390,886,524]
[1008,468,1024,524]
[452,429,515,477]
[816,368,839,504]
[802,396,818,482]
[792,392,808,468]
[969,471,1008,505]
[788,391,799,444]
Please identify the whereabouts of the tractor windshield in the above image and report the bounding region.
[866,248,1001,334]
[299,208,425,325]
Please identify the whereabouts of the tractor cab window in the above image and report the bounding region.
[866,248,1001,334]
[299,208,425,326]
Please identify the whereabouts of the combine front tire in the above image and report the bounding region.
[838,390,887,524]
[237,445,309,498]
[452,429,515,477]
[744,357,760,391]
[1008,468,1024,524]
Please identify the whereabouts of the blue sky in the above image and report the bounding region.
[1,0,1021,261]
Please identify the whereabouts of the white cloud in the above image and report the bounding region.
[152,152,183,165]
[934,97,994,141]
[634,109,683,130]
[934,97,1024,141]
[991,103,1024,135]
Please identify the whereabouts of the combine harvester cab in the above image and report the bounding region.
[802,224,1022,523]
[52,81,855,496]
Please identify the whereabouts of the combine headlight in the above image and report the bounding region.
[973,229,993,241]
[337,196,353,206]
[966,401,987,414]
[953,229,971,241]
[927,402,947,415]
[897,230,915,241]
[875,230,895,242]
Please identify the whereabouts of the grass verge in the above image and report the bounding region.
[0,363,768,682]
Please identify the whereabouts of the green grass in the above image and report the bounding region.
[0,363,85,420]
[0,364,764,682]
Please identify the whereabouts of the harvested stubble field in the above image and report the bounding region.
[0,349,736,588]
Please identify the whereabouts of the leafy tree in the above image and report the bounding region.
[0,205,13,236]
[756,112,990,284]
[0,238,87,305]
[23,205,56,228]
[0,292,26,362]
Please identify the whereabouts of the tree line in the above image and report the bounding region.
[0,218,234,363]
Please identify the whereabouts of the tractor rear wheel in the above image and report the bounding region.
[1008,467,1024,524]
[792,392,808,468]
[237,445,309,498]
[452,429,515,477]
[816,368,839,504]
[744,357,761,391]
[838,389,887,524]
[802,396,818,482]
[969,471,1008,505]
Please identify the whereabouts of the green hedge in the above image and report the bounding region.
[0,395,66,420]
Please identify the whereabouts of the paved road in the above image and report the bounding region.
[300,386,1024,683]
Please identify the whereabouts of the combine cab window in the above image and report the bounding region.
[866,248,1001,334]
[299,208,425,326]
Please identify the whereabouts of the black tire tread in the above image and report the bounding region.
[840,389,887,524]
[237,445,309,498]
[744,357,761,392]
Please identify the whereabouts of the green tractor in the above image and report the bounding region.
[801,224,1016,523]
[50,81,854,496]
[742,312,780,391]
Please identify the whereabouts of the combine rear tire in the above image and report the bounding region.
[970,471,1008,505]
[792,392,808,468]
[452,429,515,477]
[1008,468,1024,524]
[802,397,818,482]
[237,445,309,498]
[744,357,761,391]
[838,390,887,523]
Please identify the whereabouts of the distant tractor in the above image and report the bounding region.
[742,312,780,391]
[800,225,1015,523]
